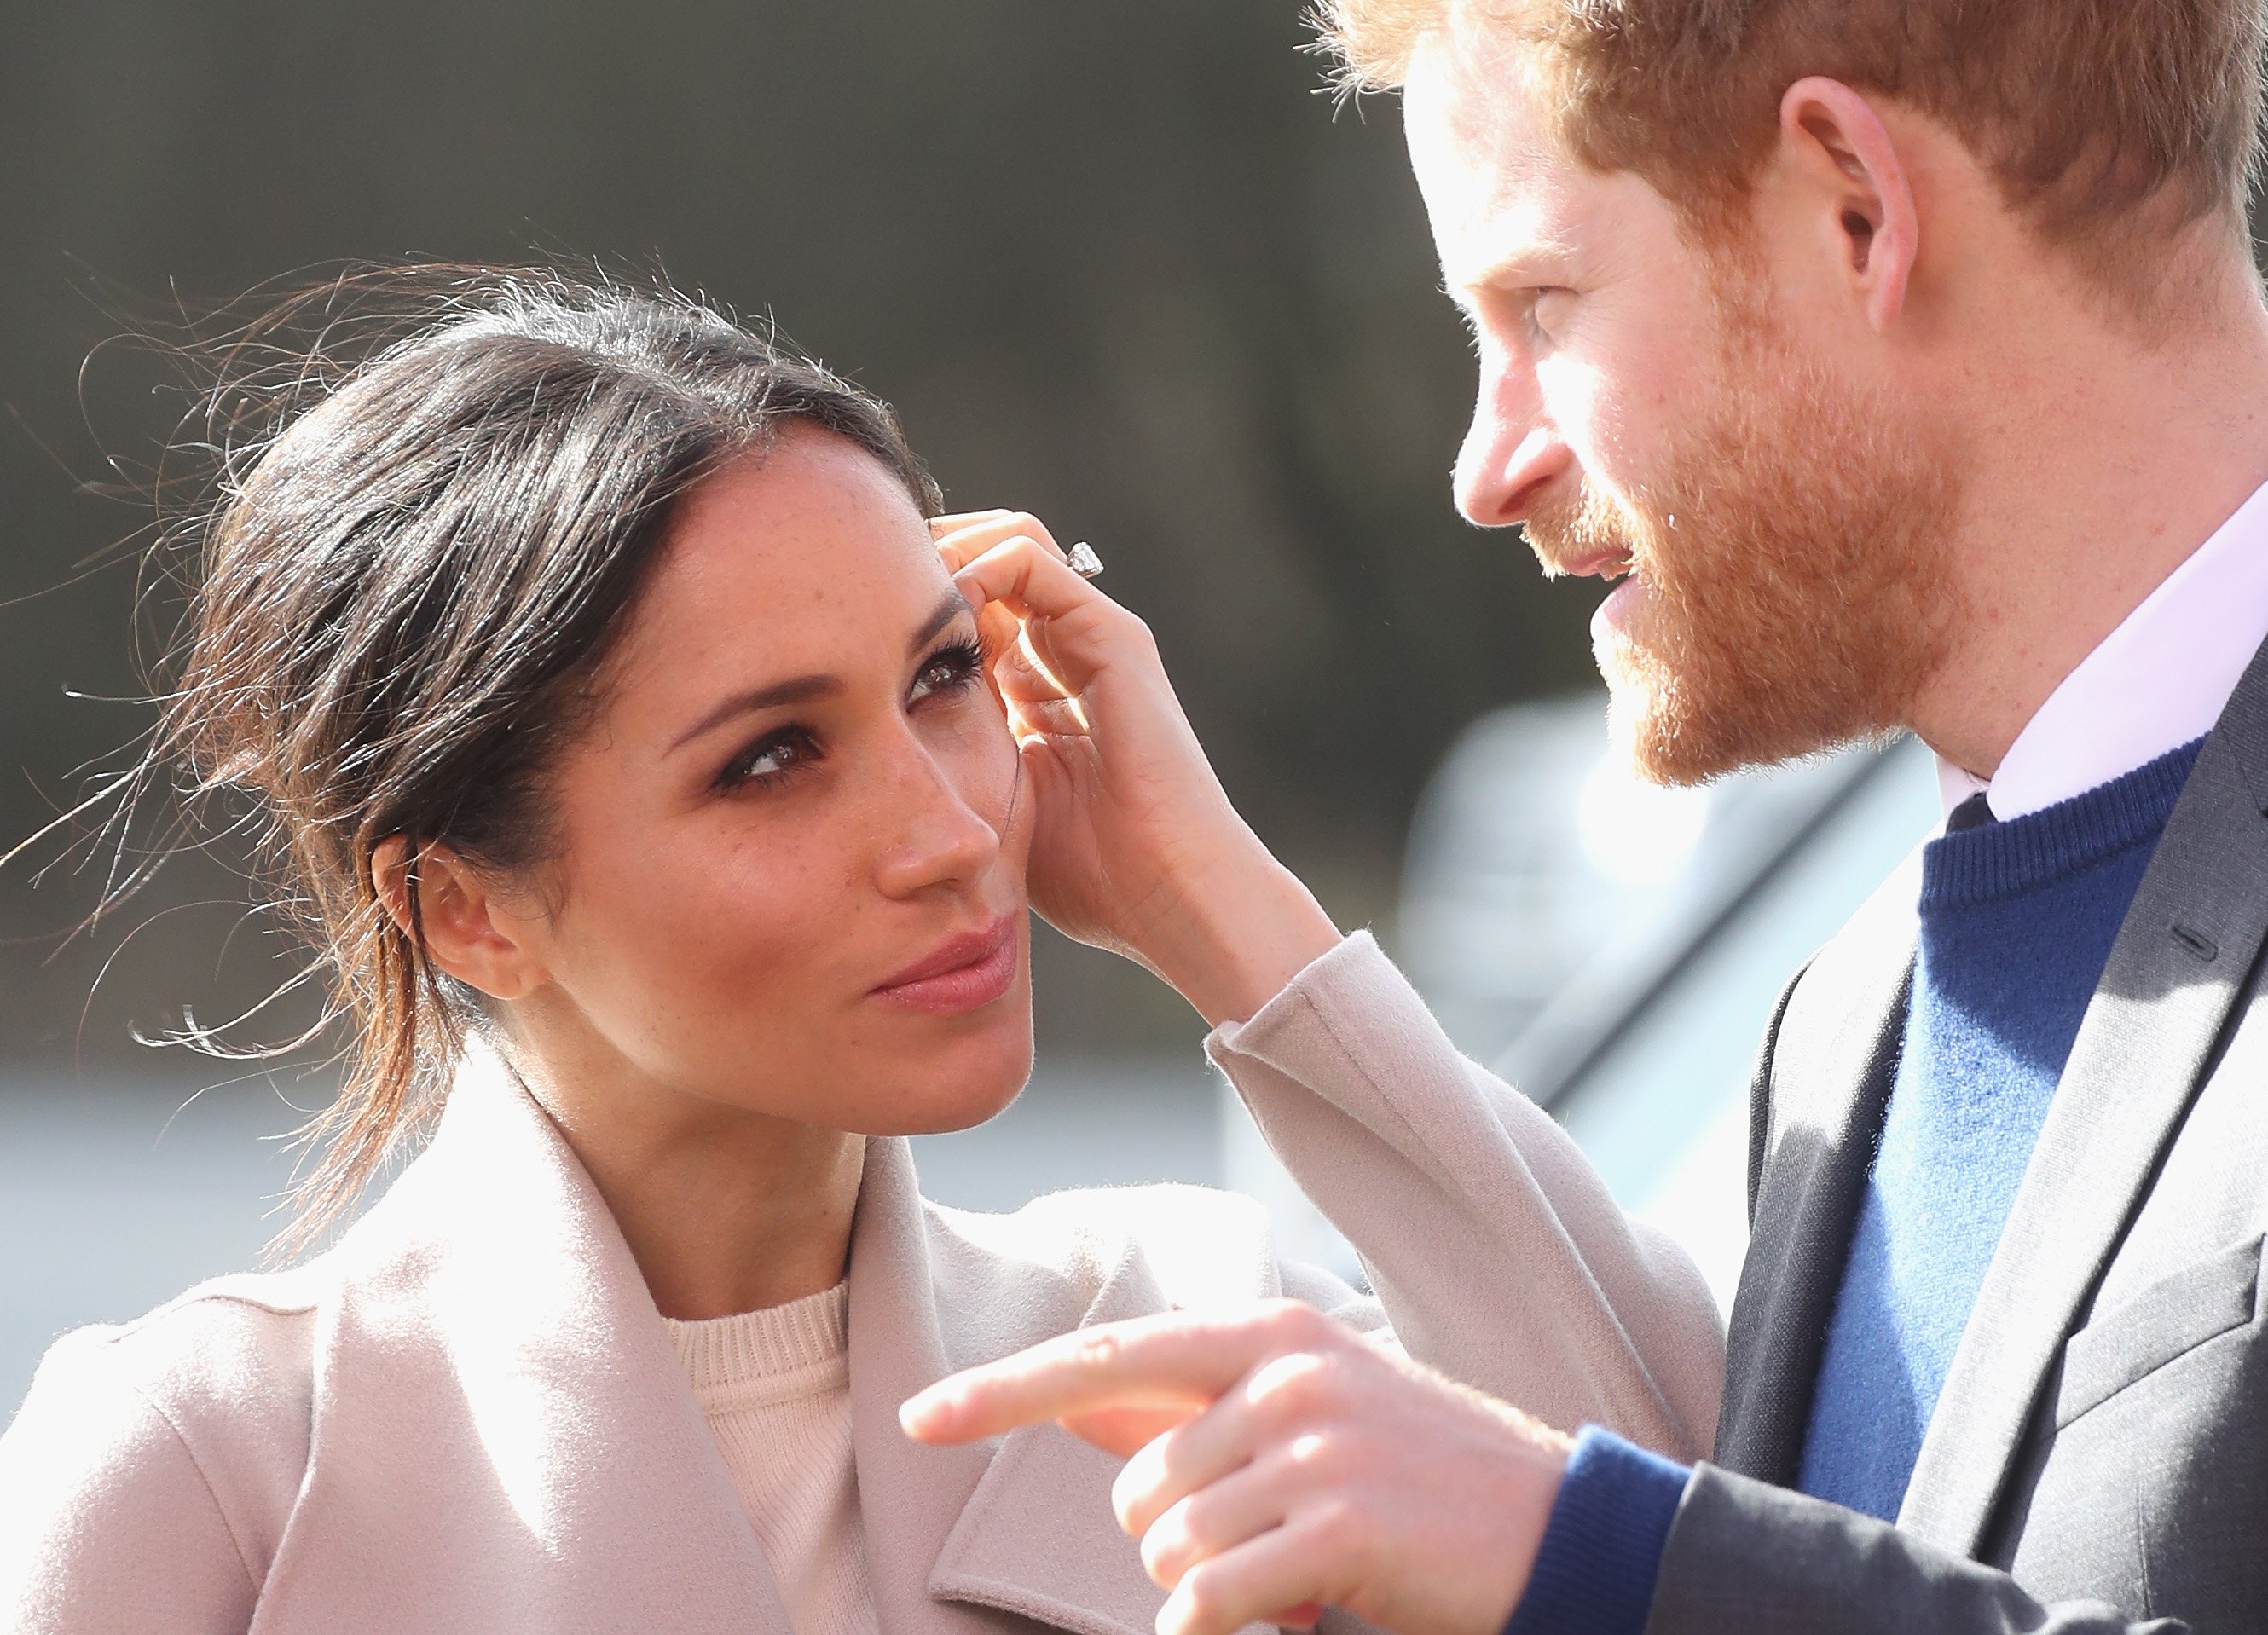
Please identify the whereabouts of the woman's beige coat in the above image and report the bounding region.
[0,934,1724,1635]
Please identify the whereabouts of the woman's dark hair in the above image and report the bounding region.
[136,265,941,1243]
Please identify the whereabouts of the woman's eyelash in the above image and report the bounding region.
[917,637,987,691]
[714,638,988,794]
[715,725,819,792]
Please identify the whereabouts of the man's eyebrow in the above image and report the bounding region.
[1444,232,1578,298]
[668,592,973,754]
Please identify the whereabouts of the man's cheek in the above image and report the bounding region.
[1538,354,1630,477]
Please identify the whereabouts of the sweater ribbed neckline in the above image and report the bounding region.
[1919,737,2203,912]
[664,1281,849,1401]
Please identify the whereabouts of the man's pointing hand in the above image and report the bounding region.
[900,1300,1572,1635]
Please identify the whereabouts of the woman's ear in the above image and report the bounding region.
[369,835,550,1001]
[1778,76,1919,333]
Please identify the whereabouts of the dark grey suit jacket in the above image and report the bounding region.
[1646,637,2268,1634]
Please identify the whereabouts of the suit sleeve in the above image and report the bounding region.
[1648,1465,2184,1634]
[0,1329,259,1635]
[1205,932,1725,1463]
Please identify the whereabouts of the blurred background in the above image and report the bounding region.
[0,0,1953,1407]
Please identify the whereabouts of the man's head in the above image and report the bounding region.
[1328,0,2268,782]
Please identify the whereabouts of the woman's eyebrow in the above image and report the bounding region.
[908,590,972,655]
[668,593,973,754]
[669,673,842,752]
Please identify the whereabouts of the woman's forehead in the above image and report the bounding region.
[616,436,952,694]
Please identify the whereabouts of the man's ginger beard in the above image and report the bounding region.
[1525,309,1964,787]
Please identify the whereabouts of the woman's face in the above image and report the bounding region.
[497,428,1033,1135]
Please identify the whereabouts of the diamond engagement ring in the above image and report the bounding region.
[1067,541,1105,581]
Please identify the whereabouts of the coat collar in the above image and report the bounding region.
[262,1043,1168,1635]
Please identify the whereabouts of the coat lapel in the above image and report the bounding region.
[849,1138,1166,1635]
[845,1138,1025,1635]
[1899,644,2268,1554]
[259,1043,786,1633]
[926,1231,1195,1635]
[266,1060,1238,1635]
[1713,852,1918,1484]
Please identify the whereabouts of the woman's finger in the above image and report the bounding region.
[953,534,1107,627]
[936,511,1070,574]
[931,508,1013,535]
[1005,693,1091,740]
[990,618,1083,707]
[934,510,1013,572]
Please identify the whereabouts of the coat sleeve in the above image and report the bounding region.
[1206,932,1725,1463]
[1650,1465,2184,1633]
[0,1328,260,1635]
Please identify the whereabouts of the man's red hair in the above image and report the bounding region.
[1321,0,2266,306]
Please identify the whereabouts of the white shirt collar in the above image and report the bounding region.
[1935,476,2268,822]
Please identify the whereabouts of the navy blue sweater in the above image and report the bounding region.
[1504,738,2201,1634]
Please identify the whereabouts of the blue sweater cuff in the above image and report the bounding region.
[1501,1426,1691,1635]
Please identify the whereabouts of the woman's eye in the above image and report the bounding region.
[719,727,818,790]
[909,639,985,705]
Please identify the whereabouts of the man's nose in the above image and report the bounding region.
[1455,411,1573,530]
[872,741,1004,899]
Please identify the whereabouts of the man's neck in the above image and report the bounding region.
[1911,256,2268,780]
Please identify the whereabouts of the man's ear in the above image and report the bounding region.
[1778,76,1919,332]
[370,835,550,1001]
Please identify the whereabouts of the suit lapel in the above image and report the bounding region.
[1899,639,2268,1554]
[1714,852,1918,1484]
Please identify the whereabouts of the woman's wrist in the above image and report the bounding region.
[1135,844,1343,1029]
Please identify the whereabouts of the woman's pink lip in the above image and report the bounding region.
[871,915,1021,1016]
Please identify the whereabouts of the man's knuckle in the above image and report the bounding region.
[1286,1427,1339,1472]
[1176,1488,1229,1551]
[1308,1494,1370,1557]
[1178,1566,1228,1625]
[1287,1300,1350,1349]
[1295,1349,1357,1407]
[1074,1330,1125,1370]
[1249,1355,1328,1426]
[1141,1522,1189,1586]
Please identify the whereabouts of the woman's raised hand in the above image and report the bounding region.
[934,511,1341,1027]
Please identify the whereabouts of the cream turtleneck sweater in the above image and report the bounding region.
[664,1283,877,1635]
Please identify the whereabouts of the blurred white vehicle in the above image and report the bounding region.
[1264,691,1943,1311]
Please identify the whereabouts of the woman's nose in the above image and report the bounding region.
[871,742,1005,900]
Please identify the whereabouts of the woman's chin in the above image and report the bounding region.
[866,1024,1035,1137]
